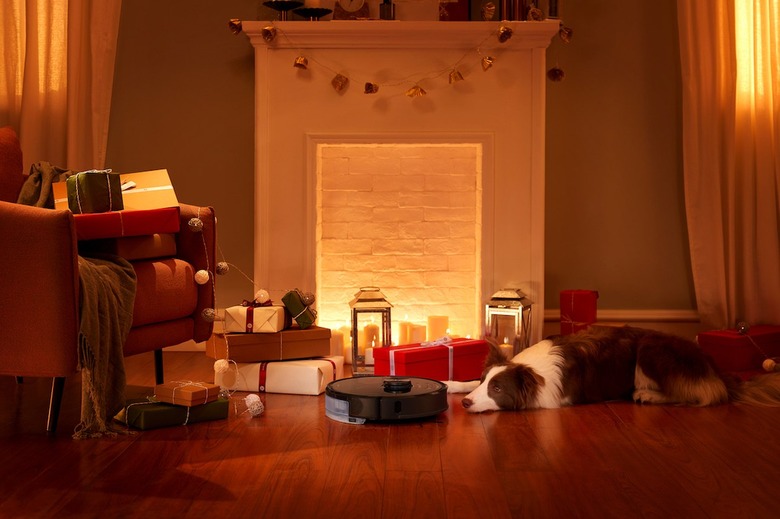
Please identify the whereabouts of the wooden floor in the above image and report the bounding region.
[1,350,779,519]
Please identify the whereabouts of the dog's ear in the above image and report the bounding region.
[506,365,545,409]
[483,337,509,367]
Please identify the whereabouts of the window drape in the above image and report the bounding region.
[677,0,780,329]
[0,0,122,171]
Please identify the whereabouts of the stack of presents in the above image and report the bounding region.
[561,289,780,380]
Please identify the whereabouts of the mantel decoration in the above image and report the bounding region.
[228,17,573,93]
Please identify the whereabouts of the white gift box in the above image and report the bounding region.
[224,304,288,333]
[215,356,344,395]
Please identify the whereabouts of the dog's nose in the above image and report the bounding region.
[462,398,473,409]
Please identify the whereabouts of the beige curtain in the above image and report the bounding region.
[0,0,122,171]
[678,0,780,329]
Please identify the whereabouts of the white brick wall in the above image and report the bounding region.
[316,143,482,342]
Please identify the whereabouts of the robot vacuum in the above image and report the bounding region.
[325,376,448,424]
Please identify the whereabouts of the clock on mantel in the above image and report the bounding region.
[333,0,370,20]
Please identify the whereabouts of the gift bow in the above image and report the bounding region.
[242,299,273,308]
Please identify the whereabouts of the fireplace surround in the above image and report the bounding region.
[244,20,558,343]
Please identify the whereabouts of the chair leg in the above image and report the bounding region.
[16,376,23,384]
[154,349,164,385]
[47,377,66,434]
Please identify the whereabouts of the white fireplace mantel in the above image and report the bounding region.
[244,20,558,343]
[243,20,560,49]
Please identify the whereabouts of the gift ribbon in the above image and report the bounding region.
[240,299,273,333]
[73,169,115,214]
[122,398,192,427]
[163,380,212,405]
[290,289,317,322]
[389,337,454,380]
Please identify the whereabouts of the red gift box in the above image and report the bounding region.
[71,207,180,241]
[373,338,489,381]
[560,289,599,334]
[697,325,780,376]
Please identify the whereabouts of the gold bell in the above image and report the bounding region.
[294,56,308,70]
[261,26,277,43]
[332,74,349,93]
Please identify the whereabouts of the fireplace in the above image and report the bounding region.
[244,20,558,344]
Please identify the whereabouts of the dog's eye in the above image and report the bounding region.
[491,384,502,393]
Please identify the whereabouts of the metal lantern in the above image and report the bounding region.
[485,288,533,356]
[350,287,393,376]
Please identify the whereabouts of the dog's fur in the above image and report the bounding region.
[454,325,780,413]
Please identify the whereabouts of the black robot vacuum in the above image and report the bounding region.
[325,376,448,424]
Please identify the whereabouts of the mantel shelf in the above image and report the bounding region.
[242,20,560,49]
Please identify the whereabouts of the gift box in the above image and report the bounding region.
[206,326,332,363]
[78,233,177,261]
[224,304,290,333]
[116,398,229,430]
[215,356,344,395]
[53,169,181,241]
[66,169,124,214]
[373,338,490,381]
[154,381,221,407]
[282,289,317,329]
[697,325,780,376]
[560,289,599,334]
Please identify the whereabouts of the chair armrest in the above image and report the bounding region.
[176,203,216,342]
[0,201,80,377]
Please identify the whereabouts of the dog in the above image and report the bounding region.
[452,325,780,413]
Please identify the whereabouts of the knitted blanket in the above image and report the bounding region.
[73,254,136,438]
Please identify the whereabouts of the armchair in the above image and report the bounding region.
[0,126,216,433]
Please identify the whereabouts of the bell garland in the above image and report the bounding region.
[242,22,540,99]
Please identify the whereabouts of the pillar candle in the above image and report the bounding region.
[398,320,412,345]
[330,331,343,357]
[499,337,513,359]
[427,315,449,341]
[409,324,426,343]
[365,347,374,366]
[363,323,380,350]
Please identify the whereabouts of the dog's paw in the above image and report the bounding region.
[633,388,667,405]
[444,380,480,394]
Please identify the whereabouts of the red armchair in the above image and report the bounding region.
[0,126,216,433]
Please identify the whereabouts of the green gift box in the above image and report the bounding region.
[282,289,317,329]
[116,397,229,430]
[67,169,124,214]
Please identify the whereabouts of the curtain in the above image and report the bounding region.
[677,0,780,329]
[0,0,122,171]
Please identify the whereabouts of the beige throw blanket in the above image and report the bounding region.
[17,163,137,438]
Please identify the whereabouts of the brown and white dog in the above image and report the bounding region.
[449,325,780,413]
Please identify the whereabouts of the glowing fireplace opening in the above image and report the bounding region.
[315,142,483,342]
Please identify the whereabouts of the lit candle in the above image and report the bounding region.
[330,331,344,357]
[363,322,380,350]
[427,315,449,341]
[398,317,412,345]
[343,339,352,364]
[409,324,427,343]
[499,336,513,359]
[365,339,375,365]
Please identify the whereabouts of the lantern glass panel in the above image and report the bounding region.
[350,287,392,376]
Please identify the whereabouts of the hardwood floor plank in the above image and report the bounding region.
[382,470,447,519]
